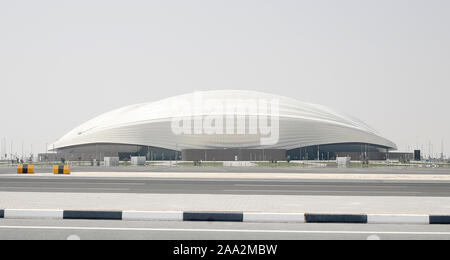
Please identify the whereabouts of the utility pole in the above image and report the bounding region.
[45,143,48,165]
[299,145,302,160]
[432,144,434,160]
[429,141,432,159]
[317,145,320,161]
[1,137,5,160]
[430,143,434,160]
[365,144,368,160]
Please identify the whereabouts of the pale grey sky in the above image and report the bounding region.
[0,0,449,158]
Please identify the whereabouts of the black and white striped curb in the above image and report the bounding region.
[1,210,450,224]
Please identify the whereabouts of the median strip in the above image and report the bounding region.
[0,209,449,224]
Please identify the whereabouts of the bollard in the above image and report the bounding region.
[53,165,71,175]
[17,164,35,174]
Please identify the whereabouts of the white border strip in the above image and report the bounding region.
[4,209,63,220]
[367,214,429,224]
[122,211,183,221]
[244,213,305,223]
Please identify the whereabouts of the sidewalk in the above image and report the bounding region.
[1,192,450,214]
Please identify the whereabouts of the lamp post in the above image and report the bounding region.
[317,145,320,161]
[45,143,48,166]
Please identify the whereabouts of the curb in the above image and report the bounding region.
[367,214,429,224]
[122,211,183,221]
[4,209,63,220]
[244,213,305,223]
[430,215,450,225]
[305,214,367,223]
[63,210,122,220]
[184,212,244,222]
[0,209,449,224]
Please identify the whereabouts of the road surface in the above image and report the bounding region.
[0,176,449,196]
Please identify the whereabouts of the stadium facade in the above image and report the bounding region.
[50,90,399,162]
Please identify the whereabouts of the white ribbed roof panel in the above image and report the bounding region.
[53,90,397,151]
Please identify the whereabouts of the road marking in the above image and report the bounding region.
[367,235,381,240]
[2,176,450,185]
[224,190,423,194]
[0,182,146,185]
[0,187,130,191]
[233,184,408,188]
[0,225,449,236]
[67,234,81,240]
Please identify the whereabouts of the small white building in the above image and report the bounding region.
[131,156,146,166]
[336,157,351,168]
[104,157,119,167]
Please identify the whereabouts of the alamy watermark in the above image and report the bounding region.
[170,92,280,146]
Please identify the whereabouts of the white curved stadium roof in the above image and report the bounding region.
[53,90,397,151]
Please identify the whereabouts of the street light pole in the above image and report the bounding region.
[1,137,5,160]
[45,143,48,165]
[317,145,320,161]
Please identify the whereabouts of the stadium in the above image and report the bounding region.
[49,90,401,162]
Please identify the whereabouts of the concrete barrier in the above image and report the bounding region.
[53,165,70,175]
[223,161,254,167]
[17,164,34,174]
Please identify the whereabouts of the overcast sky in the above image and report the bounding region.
[0,0,449,158]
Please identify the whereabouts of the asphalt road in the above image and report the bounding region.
[0,219,449,240]
[1,165,450,174]
[0,176,449,196]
